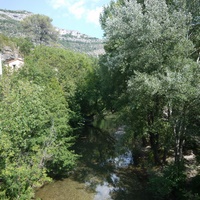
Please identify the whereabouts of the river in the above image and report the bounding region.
[35,122,149,200]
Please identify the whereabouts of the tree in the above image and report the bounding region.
[0,74,77,199]
[19,46,100,125]
[13,37,34,56]
[21,14,58,45]
[100,0,200,165]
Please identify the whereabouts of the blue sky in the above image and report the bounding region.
[0,0,111,38]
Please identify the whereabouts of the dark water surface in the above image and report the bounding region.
[35,124,148,200]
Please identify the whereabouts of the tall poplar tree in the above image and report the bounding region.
[100,0,200,165]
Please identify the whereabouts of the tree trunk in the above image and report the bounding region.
[142,135,148,147]
[149,132,161,165]
[174,119,186,165]
[147,109,161,165]
[162,147,168,164]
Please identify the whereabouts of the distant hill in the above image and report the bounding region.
[0,9,104,56]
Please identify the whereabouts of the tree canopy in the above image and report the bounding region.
[0,0,199,198]
[0,44,99,199]
[21,14,58,45]
[100,0,200,164]
[98,0,200,198]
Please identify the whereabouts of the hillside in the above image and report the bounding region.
[0,9,104,56]
[57,28,104,56]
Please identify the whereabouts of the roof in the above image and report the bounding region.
[8,58,24,64]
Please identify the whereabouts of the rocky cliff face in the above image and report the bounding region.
[0,9,104,56]
[0,9,32,21]
[1,46,21,62]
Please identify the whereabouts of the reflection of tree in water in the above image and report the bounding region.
[110,167,149,200]
[72,125,149,200]
[72,125,116,185]
[75,125,116,165]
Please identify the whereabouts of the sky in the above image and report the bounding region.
[0,0,111,38]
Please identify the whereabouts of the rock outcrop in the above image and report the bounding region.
[0,9,32,21]
[1,46,21,62]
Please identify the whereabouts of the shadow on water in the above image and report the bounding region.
[36,123,149,200]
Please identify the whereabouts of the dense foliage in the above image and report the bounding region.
[0,0,199,199]
[19,46,100,122]
[99,0,200,199]
[0,77,76,199]
[21,14,58,45]
[0,42,99,199]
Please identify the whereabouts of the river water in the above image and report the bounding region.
[35,123,149,200]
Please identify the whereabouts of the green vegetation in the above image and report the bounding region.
[0,0,199,199]
[99,0,200,199]
[19,46,100,122]
[0,77,76,199]
[0,18,22,37]
[0,41,99,198]
[21,14,58,45]
[0,33,16,51]
[12,37,34,56]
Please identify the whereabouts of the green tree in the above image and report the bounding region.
[164,0,200,61]
[0,74,77,199]
[75,59,103,118]
[100,0,200,165]
[19,46,100,124]
[21,14,58,45]
[13,37,34,56]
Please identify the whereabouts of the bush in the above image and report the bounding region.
[147,164,186,200]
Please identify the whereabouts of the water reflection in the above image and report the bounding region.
[94,182,113,200]
[72,125,146,200]
[36,124,148,200]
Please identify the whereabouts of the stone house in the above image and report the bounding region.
[7,58,24,70]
